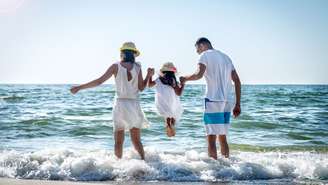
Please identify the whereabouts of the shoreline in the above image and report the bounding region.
[0,178,324,185]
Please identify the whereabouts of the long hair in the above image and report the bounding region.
[159,71,178,87]
[121,50,135,63]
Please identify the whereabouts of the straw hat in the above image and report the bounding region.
[120,42,140,57]
[160,62,177,73]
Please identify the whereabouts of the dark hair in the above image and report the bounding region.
[160,71,178,87]
[122,50,135,63]
[195,37,212,48]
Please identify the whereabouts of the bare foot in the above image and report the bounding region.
[166,118,175,137]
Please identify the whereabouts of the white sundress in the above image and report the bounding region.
[112,62,149,131]
[154,78,183,123]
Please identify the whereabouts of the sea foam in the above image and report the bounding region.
[0,147,327,182]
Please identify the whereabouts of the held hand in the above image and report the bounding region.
[233,104,241,118]
[179,76,186,85]
[147,68,155,76]
[70,86,80,94]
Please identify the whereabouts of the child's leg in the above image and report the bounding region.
[207,135,218,160]
[171,118,175,125]
[218,135,229,158]
[166,117,170,126]
[114,130,125,159]
[130,127,145,160]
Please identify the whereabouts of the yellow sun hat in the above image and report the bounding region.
[120,42,140,57]
[160,62,177,73]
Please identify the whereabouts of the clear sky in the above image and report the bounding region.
[1,0,327,84]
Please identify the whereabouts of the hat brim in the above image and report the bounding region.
[160,67,177,73]
[120,47,140,57]
[159,70,179,76]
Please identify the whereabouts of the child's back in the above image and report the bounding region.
[154,78,183,122]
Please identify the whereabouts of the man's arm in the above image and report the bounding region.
[70,64,117,94]
[180,63,206,84]
[231,70,241,117]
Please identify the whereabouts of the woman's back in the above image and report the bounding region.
[115,62,140,99]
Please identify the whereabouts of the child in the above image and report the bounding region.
[147,62,184,137]
[70,42,152,160]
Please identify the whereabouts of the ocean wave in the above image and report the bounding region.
[0,95,25,102]
[0,148,327,182]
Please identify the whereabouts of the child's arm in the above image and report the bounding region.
[173,82,185,96]
[70,64,117,94]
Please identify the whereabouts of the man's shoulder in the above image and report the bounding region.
[199,50,216,61]
[202,49,227,57]
[212,50,232,63]
[201,49,216,55]
[212,49,226,57]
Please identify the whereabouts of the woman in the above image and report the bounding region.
[70,42,152,160]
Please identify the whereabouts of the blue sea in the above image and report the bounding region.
[0,84,327,184]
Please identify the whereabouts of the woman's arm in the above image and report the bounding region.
[148,76,156,87]
[70,64,117,94]
[138,69,149,91]
[138,67,155,91]
[147,68,156,87]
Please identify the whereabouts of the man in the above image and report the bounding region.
[180,37,241,159]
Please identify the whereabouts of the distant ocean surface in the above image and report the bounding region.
[0,84,327,183]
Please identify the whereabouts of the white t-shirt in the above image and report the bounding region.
[199,49,235,102]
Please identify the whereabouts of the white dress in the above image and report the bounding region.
[112,62,149,131]
[154,78,183,123]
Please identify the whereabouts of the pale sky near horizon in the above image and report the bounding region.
[0,0,327,84]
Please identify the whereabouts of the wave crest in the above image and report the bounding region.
[0,148,327,182]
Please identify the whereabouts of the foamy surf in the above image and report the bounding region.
[0,148,327,182]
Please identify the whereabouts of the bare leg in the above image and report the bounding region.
[114,130,125,159]
[171,118,176,136]
[218,135,229,158]
[207,135,217,159]
[166,118,175,137]
[130,127,145,160]
[165,117,171,137]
